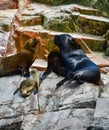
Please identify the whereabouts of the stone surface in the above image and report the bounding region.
[30,108,94,130]
[39,72,100,112]
[14,25,106,59]
[0,0,18,9]
[0,9,17,58]
[0,9,17,31]
[0,70,109,129]
[12,2,109,60]
[87,98,109,129]
[104,30,109,56]
[20,3,109,36]
[94,98,109,118]
[87,118,109,130]
[0,74,39,127]
[0,31,9,58]
[100,73,109,97]
[34,0,109,18]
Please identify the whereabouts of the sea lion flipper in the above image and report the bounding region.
[33,88,38,95]
[24,71,30,78]
[40,69,52,83]
[13,88,19,95]
[19,67,30,77]
[56,78,68,89]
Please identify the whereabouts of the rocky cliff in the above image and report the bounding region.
[0,0,109,130]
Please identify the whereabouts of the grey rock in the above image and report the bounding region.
[30,108,94,130]
[0,75,21,104]
[0,74,39,127]
[94,98,109,118]
[39,72,100,112]
[88,118,109,130]
[0,121,22,130]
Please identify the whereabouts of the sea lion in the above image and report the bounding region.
[54,34,101,88]
[19,79,35,97]
[40,51,66,83]
[14,69,40,97]
[0,38,38,77]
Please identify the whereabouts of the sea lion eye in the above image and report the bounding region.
[31,39,38,47]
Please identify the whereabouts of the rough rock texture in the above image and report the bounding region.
[0,0,18,9]
[0,9,17,58]
[20,3,109,36]
[13,3,109,59]
[104,30,109,56]
[0,9,17,32]
[34,0,109,18]
[0,70,109,130]
[0,1,109,130]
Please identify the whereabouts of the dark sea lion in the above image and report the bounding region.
[54,34,101,88]
[14,69,40,97]
[0,38,38,77]
[40,51,66,83]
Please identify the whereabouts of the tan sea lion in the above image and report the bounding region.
[0,38,38,77]
[14,69,40,97]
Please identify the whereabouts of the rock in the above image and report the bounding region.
[100,74,109,98]
[0,121,22,130]
[0,73,40,127]
[32,59,47,71]
[44,12,74,33]
[15,25,106,59]
[92,0,109,18]
[26,108,94,130]
[87,126,107,130]
[44,9,109,36]
[87,53,109,67]
[87,118,109,130]
[34,0,109,18]
[1,1,109,130]
[0,0,18,9]
[20,15,43,26]
[94,98,109,118]
[12,2,108,59]
[104,30,109,56]
[0,31,9,58]
[0,9,18,57]
[20,3,109,35]
[0,9,17,31]
[38,72,100,112]
[87,97,109,129]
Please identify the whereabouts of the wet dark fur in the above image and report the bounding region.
[54,34,100,88]
[40,51,66,83]
[0,38,38,77]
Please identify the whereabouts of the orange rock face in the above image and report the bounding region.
[0,0,18,9]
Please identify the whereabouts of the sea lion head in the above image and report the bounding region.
[24,38,38,52]
[19,79,34,97]
[54,34,81,51]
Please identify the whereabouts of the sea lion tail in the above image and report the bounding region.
[13,88,19,95]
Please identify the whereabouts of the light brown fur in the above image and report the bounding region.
[0,38,38,77]
[19,69,40,97]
